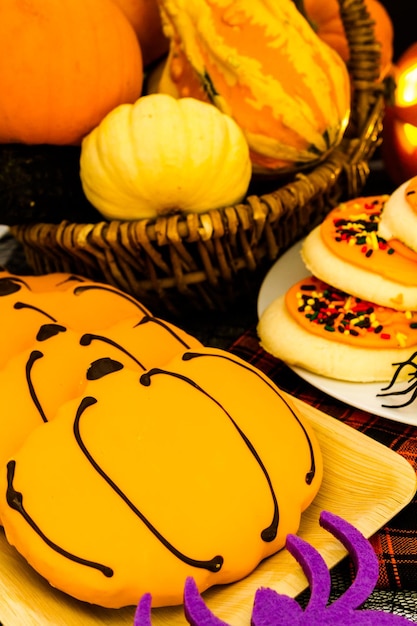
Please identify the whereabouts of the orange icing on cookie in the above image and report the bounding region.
[286,276,417,349]
[405,176,417,214]
[320,196,417,285]
[389,238,417,260]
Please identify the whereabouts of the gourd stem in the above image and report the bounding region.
[292,0,305,15]
[292,0,317,32]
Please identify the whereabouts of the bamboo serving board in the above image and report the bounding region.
[0,394,415,626]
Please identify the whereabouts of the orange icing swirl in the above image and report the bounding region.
[320,196,417,285]
[286,276,417,349]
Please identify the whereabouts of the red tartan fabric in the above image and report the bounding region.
[229,326,417,592]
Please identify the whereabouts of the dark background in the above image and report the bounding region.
[379,1,413,60]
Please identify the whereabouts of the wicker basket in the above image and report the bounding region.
[9,0,387,318]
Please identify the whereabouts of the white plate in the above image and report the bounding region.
[257,241,417,427]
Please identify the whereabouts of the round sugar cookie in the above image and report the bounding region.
[301,196,417,311]
[257,276,417,382]
[378,177,417,252]
[0,347,322,609]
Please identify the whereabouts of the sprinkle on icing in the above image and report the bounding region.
[320,196,417,285]
[286,276,417,349]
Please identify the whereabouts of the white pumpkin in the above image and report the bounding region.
[79,93,252,220]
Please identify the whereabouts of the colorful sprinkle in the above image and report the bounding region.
[292,278,417,348]
[330,200,393,260]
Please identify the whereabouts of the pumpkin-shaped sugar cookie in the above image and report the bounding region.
[0,270,152,368]
[0,271,84,366]
[0,348,322,609]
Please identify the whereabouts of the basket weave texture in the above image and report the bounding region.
[10,0,387,318]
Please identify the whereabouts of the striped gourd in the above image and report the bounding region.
[157,0,351,175]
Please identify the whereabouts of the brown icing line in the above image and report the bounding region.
[0,276,32,296]
[13,302,57,322]
[135,315,193,350]
[6,457,114,578]
[73,284,150,316]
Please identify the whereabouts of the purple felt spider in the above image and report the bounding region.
[134,510,414,625]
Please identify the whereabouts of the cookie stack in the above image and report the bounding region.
[258,178,417,382]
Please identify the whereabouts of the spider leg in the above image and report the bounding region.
[378,379,417,399]
[379,352,417,392]
[380,381,417,409]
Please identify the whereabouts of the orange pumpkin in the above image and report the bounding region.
[109,0,169,67]
[0,0,144,146]
[302,0,394,81]
[381,43,417,185]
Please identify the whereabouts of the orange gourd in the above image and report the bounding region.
[0,0,144,146]
[109,0,169,67]
[156,0,351,175]
[302,0,394,81]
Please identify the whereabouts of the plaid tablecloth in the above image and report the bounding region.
[229,325,417,596]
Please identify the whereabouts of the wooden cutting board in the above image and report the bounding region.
[0,394,415,625]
